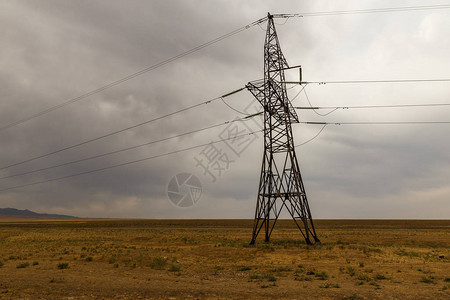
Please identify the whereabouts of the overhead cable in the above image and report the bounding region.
[0,117,249,180]
[294,124,328,147]
[0,130,262,193]
[301,121,450,125]
[284,78,450,85]
[274,4,450,18]
[302,86,338,117]
[0,18,265,133]
[0,88,245,171]
[296,102,450,110]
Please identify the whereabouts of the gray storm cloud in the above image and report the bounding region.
[0,0,449,218]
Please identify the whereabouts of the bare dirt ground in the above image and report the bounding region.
[0,219,448,299]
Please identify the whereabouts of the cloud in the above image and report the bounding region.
[0,1,449,219]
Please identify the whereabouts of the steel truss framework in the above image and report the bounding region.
[246,13,320,245]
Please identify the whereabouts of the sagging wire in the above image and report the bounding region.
[220,97,251,116]
[219,87,255,116]
[289,84,307,103]
[295,123,328,147]
[274,17,291,26]
[303,86,339,117]
[257,22,267,31]
[0,130,263,192]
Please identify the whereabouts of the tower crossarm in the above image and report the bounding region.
[246,79,299,124]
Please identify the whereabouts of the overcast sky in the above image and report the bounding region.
[1,0,449,219]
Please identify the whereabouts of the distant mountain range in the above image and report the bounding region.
[0,208,77,218]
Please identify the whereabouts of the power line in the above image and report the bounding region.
[302,86,338,117]
[0,88,245,172]
[220,97,250,115]
[301,121,450,125]
[274,4,450,18]
[294,124,327,147]
[0,130,261,193]
[300,79,450,85]
[219,88,250,115]
[289,84,307,103]
[0,19,266,133]
[0,118,248,180]
[4,3,447,133]
[2,5,447,132]
[292,79,450,111]
[291,120,450,148]
[296,102,450,110]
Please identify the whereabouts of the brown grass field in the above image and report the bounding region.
[0,219,448,299]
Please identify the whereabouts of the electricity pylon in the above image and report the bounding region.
[246,13,320,245]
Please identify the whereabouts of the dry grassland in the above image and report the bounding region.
[0,219,448,299]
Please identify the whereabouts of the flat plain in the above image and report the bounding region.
[0,219,448,299]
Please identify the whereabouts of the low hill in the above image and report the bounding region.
[0,208,76,219]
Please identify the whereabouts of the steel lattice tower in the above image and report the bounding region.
[246,13,320,245]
